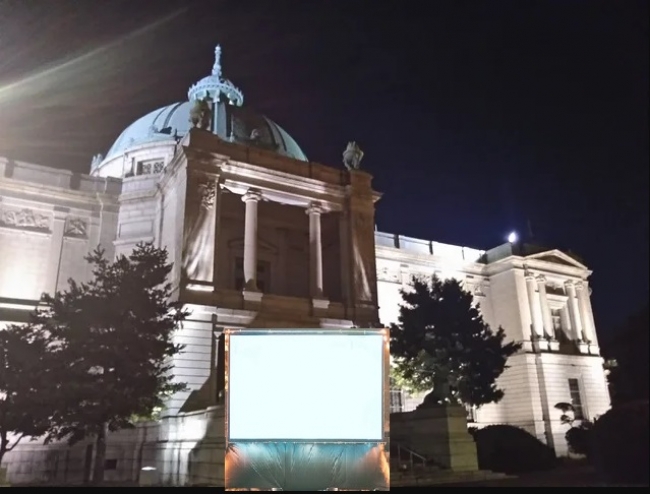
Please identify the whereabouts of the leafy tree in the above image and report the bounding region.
[390,275,521,408]
[0,324,57,466]
[554,402,596,458]
[30,242,188,484]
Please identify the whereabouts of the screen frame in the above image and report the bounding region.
[224,327,389,444]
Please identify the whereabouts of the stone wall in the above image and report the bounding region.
[3,406,225,486]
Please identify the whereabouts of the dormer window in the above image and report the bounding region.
[136,159,164,175]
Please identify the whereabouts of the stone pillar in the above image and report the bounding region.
[45,207,68,295]
[576,281,599,354]
[536,276,553,337]
[182,171,219,288]
[565,280,588,353]
[525,272,547,350]
[306,202,328,308]
[241,189,262,294]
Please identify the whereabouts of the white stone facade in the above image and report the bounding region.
[0,47,610,484]
[377,232,611,454]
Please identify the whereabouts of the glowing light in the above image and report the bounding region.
[228,332,384,441]
[507,231,518,243]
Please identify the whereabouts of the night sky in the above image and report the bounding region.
[0,0,647,337]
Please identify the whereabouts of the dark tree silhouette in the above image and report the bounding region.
[603,304,649,405]
[390,275,521,408]
[29,242,188,484]
[0,324,56,466]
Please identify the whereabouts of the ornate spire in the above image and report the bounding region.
[212,45,222,78]
[187,44,243,106]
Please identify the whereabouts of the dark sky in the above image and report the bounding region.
[0,0,648,337]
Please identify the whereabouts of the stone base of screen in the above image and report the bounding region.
[391,404,479,471]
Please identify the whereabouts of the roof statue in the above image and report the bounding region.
[189,97,212,130]
[343,141,364,170]
[90,153,103,170]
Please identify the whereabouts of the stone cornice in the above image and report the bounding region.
[0,179,120,212]
[375,245,487,276]
[182,129,348,184]
[220,168,346,211]
[222,160,346,196]
[484,255,592,279]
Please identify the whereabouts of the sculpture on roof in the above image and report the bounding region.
[189,97,213,130]
[91,153,103,169]
[343,141,364,170]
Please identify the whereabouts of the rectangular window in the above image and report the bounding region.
[389,377,403,413]
[234,257,270,292]
[136,159,164,175]
[390,390,403,413]
[466,405,478,423]
[568,378,585,420]
[551,309,562,331]
[551,309,563,339]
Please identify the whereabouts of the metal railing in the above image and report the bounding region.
[391,441,428,473]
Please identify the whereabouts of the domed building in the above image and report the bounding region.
[92,46,307,179]
[0,46,610,486]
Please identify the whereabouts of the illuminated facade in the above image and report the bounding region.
[0,47,609,484]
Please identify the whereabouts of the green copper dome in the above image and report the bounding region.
[103,46,307,162]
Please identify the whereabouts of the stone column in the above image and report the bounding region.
[576,281,599,354]
[565,280,588,353]
[536,275,553,338]
[306,202,326,301]
[525,272,545,340]
[241,189,263,293]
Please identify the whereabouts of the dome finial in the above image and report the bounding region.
[212,45,222,78]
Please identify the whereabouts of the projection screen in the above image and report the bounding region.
[226,329,385,442]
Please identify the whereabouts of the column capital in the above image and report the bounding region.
[564,279,574,288]
[574,280,585,290]
[306,201,324,216]
[536,274,547,284]
[241,188,263,203]
[523,265,535,282]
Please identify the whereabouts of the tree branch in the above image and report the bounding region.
[7,433,25,451]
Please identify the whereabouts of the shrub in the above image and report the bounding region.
[472,424,558,474]
[565,420,595,459]
[591,400,649,485]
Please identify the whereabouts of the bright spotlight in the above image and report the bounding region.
[507,232,518,243]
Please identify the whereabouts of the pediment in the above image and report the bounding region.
[525,250,587,269]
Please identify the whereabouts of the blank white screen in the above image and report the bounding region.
[228,332,384,441]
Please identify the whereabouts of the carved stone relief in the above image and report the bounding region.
[64,217,88,238]
[0,208,51,232]
[378,266,400,283]
[473,281,486,297]
[198,181,217,209]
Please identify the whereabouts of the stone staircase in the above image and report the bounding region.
[390,442,511,487]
